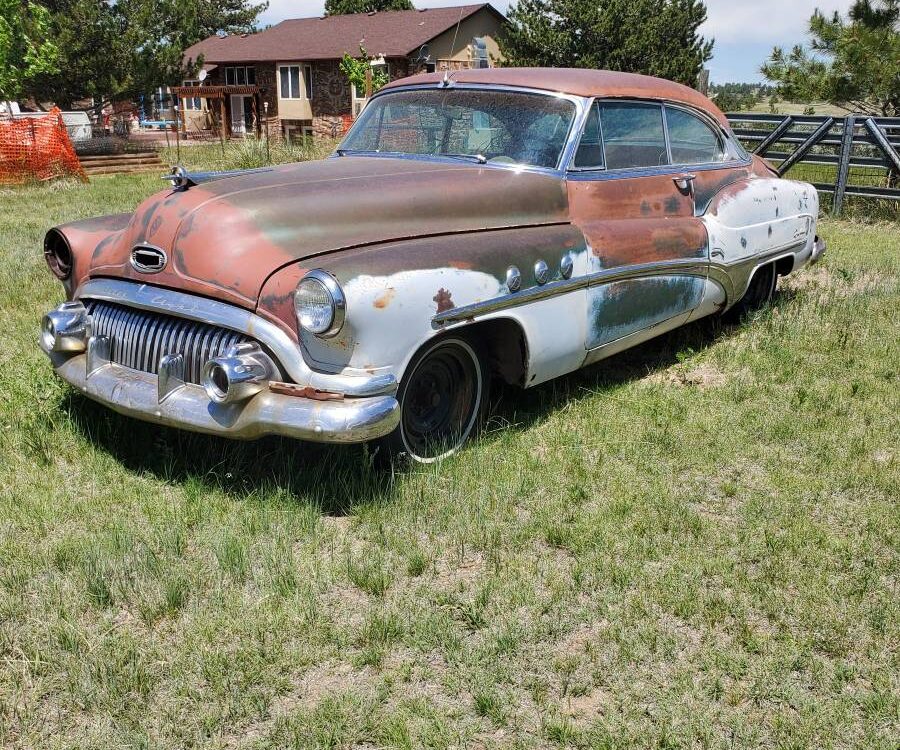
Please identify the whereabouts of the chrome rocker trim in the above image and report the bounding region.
[74,278,396,397]
[48,348,399,444]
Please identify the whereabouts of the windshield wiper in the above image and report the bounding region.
[437,152,488,164]
[335,148,410,158]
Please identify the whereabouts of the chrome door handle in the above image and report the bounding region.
[673,173,697,193]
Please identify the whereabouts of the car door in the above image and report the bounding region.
[566,100,710,353]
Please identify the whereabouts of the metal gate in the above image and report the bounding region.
[727,114,900,216]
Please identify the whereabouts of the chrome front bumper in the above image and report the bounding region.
[49,350,399,443]
[41,279,401,444]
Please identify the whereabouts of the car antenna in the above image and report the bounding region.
[440,7,464,88]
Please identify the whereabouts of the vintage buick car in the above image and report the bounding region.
[40,68,825,462]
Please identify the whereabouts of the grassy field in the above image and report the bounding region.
[0,171,898,750]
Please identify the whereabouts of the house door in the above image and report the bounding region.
[230,95,254,135]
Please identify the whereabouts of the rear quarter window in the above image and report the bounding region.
[665,107,725,165]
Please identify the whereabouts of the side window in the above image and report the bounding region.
[666,107,725,164]
[599,102,669,169]
[573,102,603,169]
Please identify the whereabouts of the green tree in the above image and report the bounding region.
[27,0,267,109]
[339,46,389,97]
[499,0,713,87]
[325,0,413,14]
[761,0,900,116]
[0,0,59,102]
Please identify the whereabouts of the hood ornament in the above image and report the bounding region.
[161,165,275,191]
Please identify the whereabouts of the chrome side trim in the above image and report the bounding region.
[50,352,399,444]
[432,240,809,327]
[433,258,709,326]
[74,278,397,397]
[565,159,750,182]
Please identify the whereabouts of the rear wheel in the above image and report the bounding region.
[380,337,488,464]
[723,262,777,323]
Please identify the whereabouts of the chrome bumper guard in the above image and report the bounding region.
[40,280,401,443]
[811,235,826,265]
[48,348,399,443]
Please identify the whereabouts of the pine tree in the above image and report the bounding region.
[500,0,713,87]
[325,0,414,15]
[762,0,900,116]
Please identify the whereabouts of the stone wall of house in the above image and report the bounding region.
[310,60,349,118]
[307,57,413,139]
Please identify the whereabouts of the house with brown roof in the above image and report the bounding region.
[176,4,505,142]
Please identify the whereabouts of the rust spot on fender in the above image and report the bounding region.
[433,288,454,313]
[373,288,396,309]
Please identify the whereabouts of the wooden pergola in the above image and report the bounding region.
[171,84,262,140]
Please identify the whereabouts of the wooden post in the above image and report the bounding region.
[218,96,226,156]
[832,116,855,217]
[219,96,227,141]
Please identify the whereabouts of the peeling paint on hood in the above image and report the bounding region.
[87,157,570,309]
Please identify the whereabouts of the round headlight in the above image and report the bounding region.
[294,270,345,337]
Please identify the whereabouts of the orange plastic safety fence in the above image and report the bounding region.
[0,107,87,185]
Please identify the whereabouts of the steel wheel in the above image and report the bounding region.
[385,337,487,464]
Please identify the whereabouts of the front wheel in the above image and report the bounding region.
[379,337,488,464]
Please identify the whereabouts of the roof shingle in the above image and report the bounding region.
[184,4,499,64]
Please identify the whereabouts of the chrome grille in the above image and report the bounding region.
[84,300,251,384]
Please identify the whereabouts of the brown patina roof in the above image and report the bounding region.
[384,68,730,126]
[184,4,502,64]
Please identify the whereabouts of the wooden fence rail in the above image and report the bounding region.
[726,113,900,216]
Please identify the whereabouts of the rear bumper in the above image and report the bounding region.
[50,351,400,443]
[811,235,826,264]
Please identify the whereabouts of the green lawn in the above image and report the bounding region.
[0,173,898,750]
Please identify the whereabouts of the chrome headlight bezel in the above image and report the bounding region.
[294,269,346,338]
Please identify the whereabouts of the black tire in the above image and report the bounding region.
[722,262,777,323]
[379,337,489,465]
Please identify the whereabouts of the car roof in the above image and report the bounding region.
[382,67,730,128]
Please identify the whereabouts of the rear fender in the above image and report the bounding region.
[702,177,818,305]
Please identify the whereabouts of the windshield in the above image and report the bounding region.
[339,88,577,170]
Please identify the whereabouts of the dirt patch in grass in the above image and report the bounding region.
[642,362,731,388]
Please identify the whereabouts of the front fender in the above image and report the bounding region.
[47,213,132,297]
[256,224,589,381]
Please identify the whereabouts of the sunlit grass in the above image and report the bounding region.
[0,169,897,748]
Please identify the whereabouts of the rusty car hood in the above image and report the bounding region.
[87,157,570,309]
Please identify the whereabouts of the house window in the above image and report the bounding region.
[279,65,305,99]
[182,80,201,111]
[304,64,313,99]
[225,66,256,86]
